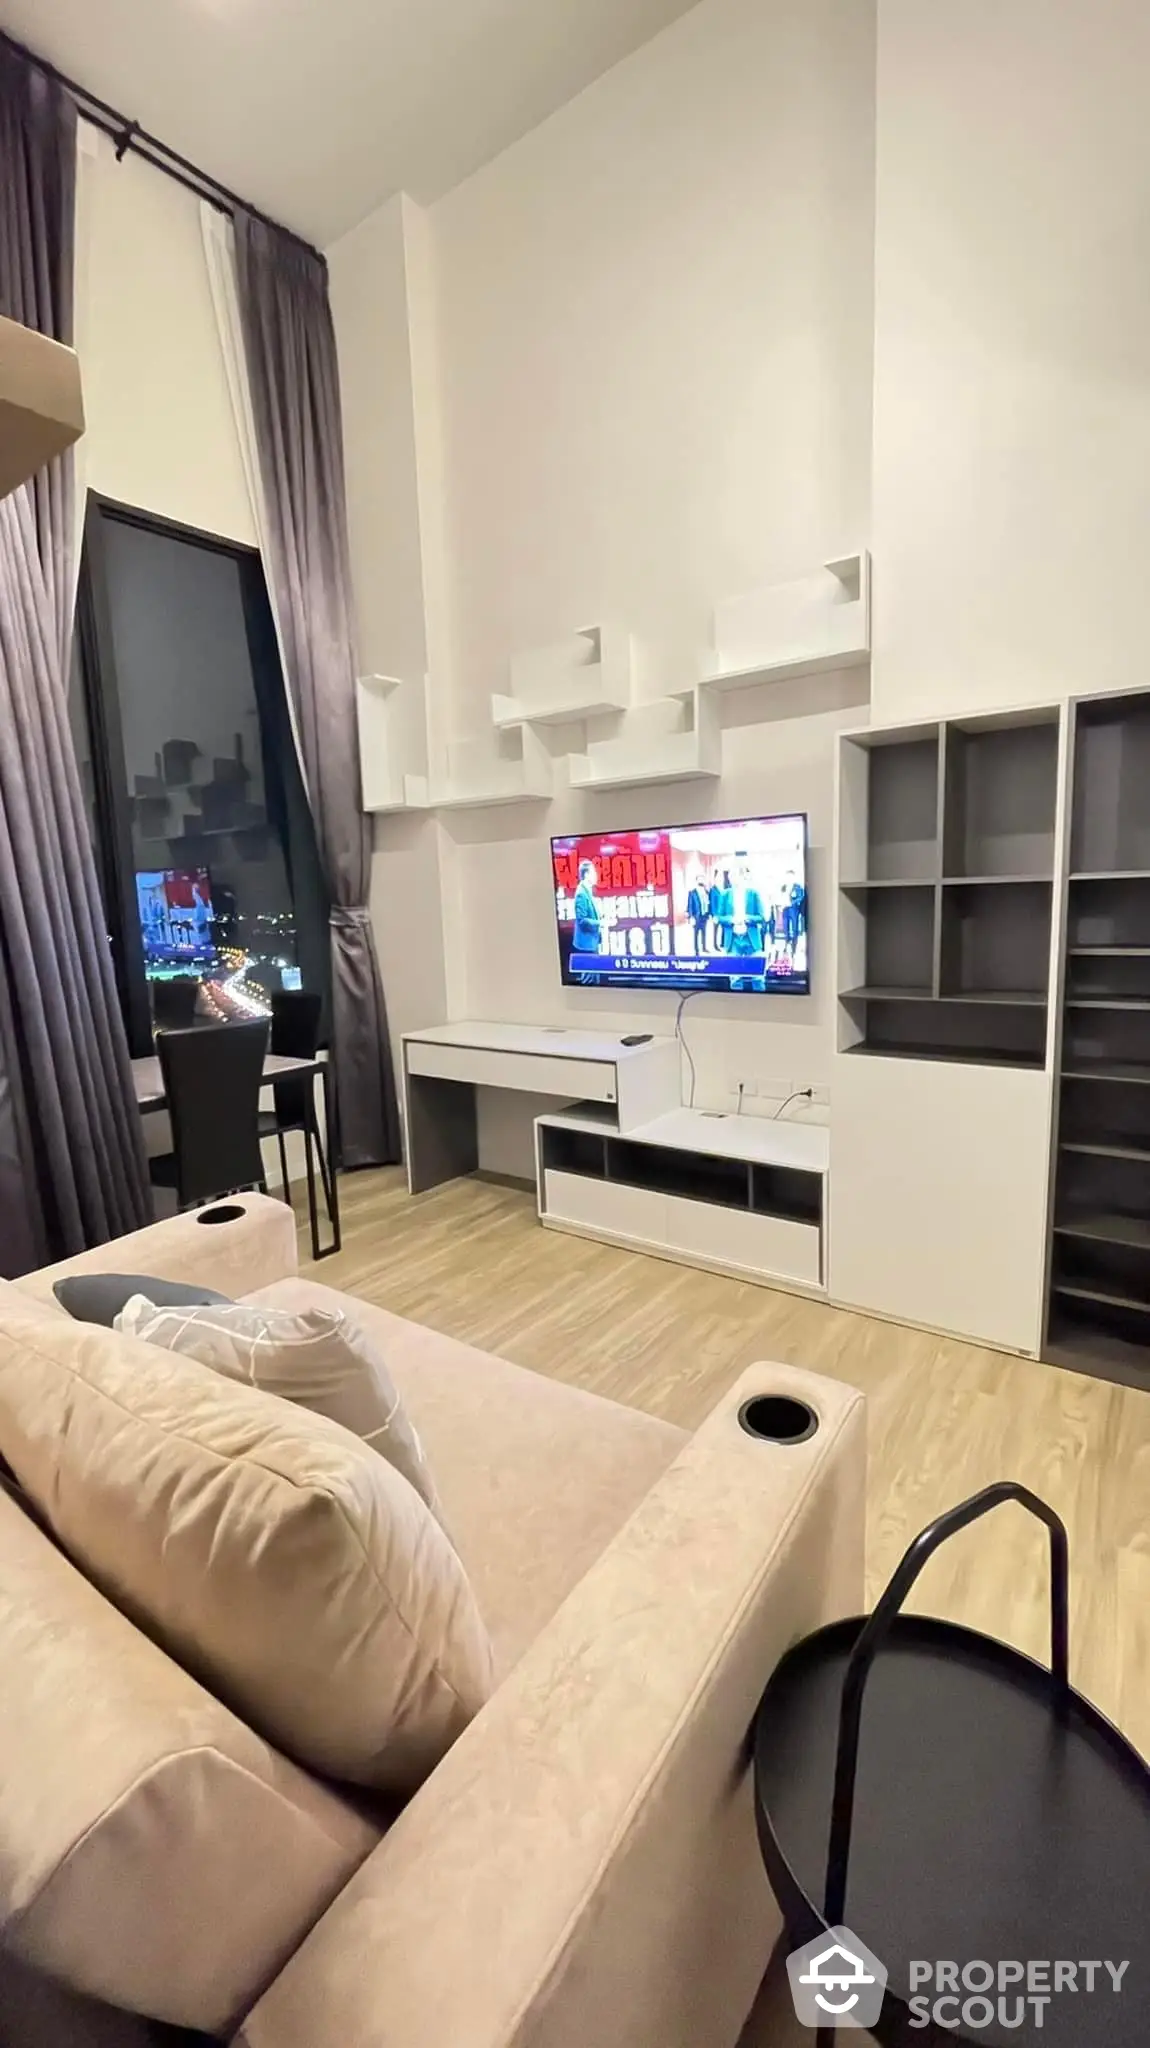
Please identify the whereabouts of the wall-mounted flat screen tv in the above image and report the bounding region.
[551,814,809,995]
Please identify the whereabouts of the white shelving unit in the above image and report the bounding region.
[829,701,1068,1357]
[355,674,430,812]
[492,624,632,729]
[537,1103,827,1294]
[568,688,720,793]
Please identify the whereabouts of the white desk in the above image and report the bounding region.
[401,1020,680,1195]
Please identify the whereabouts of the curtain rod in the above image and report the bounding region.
[0,25,323,264]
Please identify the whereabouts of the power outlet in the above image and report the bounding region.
[808,1083,830,1108]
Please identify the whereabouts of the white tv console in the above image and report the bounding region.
[536,1104,827,1295]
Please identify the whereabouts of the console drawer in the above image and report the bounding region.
[407,1041,616,1102]
[663,1194,821,1287]
[543,1170,665,1241]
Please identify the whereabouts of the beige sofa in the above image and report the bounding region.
[0,1195,866,2048]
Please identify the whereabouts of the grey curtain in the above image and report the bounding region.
[0,44,151,1273]
[233,215,400,1169]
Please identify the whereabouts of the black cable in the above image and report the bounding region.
[772,1088,814,1121]
[675,989,704,1109]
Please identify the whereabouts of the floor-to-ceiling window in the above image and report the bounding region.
[72,497,329,1057]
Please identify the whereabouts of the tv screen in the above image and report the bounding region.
[136,868,217,972]
[551,814,809,995]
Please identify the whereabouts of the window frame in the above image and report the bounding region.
[73,494,322,1059]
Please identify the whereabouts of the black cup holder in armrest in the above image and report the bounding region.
[738,1395,819,1445]
[196,1203,248,1226]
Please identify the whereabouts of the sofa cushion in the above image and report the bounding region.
[244,1280,687,1678]
[0,1302,493,1796]
[117,1293,446,1526]
[0,1484,379,2036]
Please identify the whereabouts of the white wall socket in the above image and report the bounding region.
[808,1083,831,1108]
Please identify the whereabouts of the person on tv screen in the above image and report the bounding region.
[781,868,806,946]
[571,860,602,955]
[686,869,709,954]
[708,869,724,950]
[724,854,767,988]
[191,878,213,953]
[713,867,733,951]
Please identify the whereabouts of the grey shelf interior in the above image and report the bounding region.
[1047,691,1150,1379]
[841,714,1057,1068]
[942,720,1059,881]
[1070,695,1150,876]
[862,883,935,992]
[939,880,1053,999]
[864,735,940,882]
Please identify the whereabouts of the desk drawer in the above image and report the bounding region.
[406,1041,616,1102]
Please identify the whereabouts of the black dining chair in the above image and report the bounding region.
[259,989,340,1257]
[151,977,199,1032]
[150,1020,270,1212]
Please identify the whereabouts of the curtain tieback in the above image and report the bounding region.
[329,905,372,931]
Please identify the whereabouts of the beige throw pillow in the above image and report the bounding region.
[117,1295,446,1527]
[0,1305,493,1794]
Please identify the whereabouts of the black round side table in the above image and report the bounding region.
[752,1483,1150,2046]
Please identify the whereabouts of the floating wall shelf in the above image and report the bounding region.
[568,689,720,793]
[702,551,871,691]
[429,726,552,809]
[356,674,430,812]
[492,624,632,729]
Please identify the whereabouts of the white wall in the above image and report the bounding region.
[432,0,875,724]
[75,125,256,545]
[872,0,1150,722]
[379,0,878,1168]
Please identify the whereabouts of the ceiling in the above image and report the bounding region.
[0,0,700,246]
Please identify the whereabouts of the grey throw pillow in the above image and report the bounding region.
[53,1274,231,1328]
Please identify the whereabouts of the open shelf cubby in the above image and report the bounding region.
[939,880,1052,1001]
[839,711,1058,1067]
[941,715,1059,880]
[1070,693,1150,876]
[1044,690,1150,1382]
[847,729,940,884]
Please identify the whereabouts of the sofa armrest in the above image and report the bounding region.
[237,1362,866,2048]
[14,1194,299,1309]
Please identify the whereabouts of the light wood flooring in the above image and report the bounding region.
[300,1168,1150,1760]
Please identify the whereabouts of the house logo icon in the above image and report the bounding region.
[786,1926,888,2030]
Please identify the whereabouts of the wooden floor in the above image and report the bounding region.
[300,1168,1150,1760]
